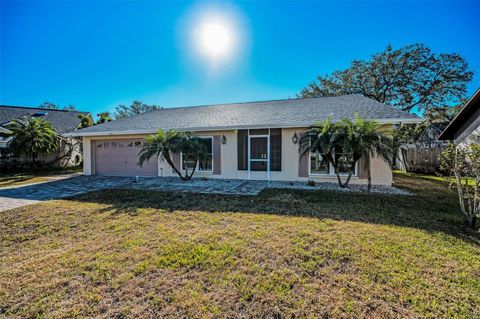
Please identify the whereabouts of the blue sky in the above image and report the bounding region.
[1,1,479,117]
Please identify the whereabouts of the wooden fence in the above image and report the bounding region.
[399,142,448,174]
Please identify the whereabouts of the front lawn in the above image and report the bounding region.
[0,174,52,188]
[0,167,82,188]
[1,173,479,318]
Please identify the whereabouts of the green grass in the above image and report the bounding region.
[394,170,477,186]
[1,173,479,318]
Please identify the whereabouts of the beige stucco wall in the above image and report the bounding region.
[82,128,393,186]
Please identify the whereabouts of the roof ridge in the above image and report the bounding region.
[143,94,361,113]
[0,105,89,114]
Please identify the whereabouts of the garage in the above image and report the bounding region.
[93,139,158,176]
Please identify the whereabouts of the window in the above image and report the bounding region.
[182,137,213,172]
[310,152,329,175]
[335,153,354,174]
[309,149,357,176]
[334,147,355,175]
[134,141,142,148]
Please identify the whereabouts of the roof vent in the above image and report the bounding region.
[32,112,48,117]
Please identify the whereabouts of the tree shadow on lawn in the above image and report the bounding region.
[66,173,479,243]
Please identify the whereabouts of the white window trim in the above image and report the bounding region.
[308,151,358,177]
[180,136,214,173]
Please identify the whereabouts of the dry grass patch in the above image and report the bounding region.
[0,174,51,188]
[1,173,479,318]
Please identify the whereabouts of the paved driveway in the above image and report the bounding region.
[0,175,269,212]
[0,176,132,212]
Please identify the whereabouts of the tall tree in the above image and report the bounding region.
[298,44,473,113]
[77,114,92,128]
[96,112,113,124]
[2,117,59,165]
[114,100,162,119]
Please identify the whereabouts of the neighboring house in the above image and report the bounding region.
[0,105,93,167]
[67,95,420,186]
[438,88,480,145]
[416,123,448,144]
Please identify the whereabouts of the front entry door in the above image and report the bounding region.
[249,136,270,179]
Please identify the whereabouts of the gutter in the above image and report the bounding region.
[438,88,480,140]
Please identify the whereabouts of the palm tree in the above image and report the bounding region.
[138,129,208,181]
[300,115,392,190]
[299,118,338,179]
[3,117,59,165]
[335,115,393,190]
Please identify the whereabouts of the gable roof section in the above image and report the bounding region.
[69,94,420,137]
[0,105,90,134]
[438,89,480,140]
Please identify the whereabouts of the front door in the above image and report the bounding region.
[249,136,270,179]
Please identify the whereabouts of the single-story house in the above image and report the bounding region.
[67,95,420,186]
[438,88,480,145]
[0,105,93,166]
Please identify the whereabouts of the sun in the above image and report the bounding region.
[194,18,235,60]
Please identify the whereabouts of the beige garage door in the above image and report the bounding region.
[94,139,157,176]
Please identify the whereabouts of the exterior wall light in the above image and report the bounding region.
[292,132,299,144]
[221,135,227,144]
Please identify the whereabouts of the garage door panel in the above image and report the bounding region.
[94,139,157,176]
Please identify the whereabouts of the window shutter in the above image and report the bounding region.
[269,128,282,171]
[237,130,248,170]
[298,133,308,177]
[213,136,221,175]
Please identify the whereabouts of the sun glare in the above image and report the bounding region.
[193,17,236,62]
[180,5,248,69]
[198,21,233,58]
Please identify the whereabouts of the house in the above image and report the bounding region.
[0,105,93,166]
[416,123,448,144]
[67,95,420,186]
[438,88,480,145]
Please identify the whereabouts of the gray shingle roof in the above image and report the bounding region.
[0,105,90,134]
[71,95,420,136]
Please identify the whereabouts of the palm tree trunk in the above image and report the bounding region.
[187,159,198,180]
[164,152,184,180]
[366,155,372,192]
[343,172,353,188]
[183,151,189,180]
